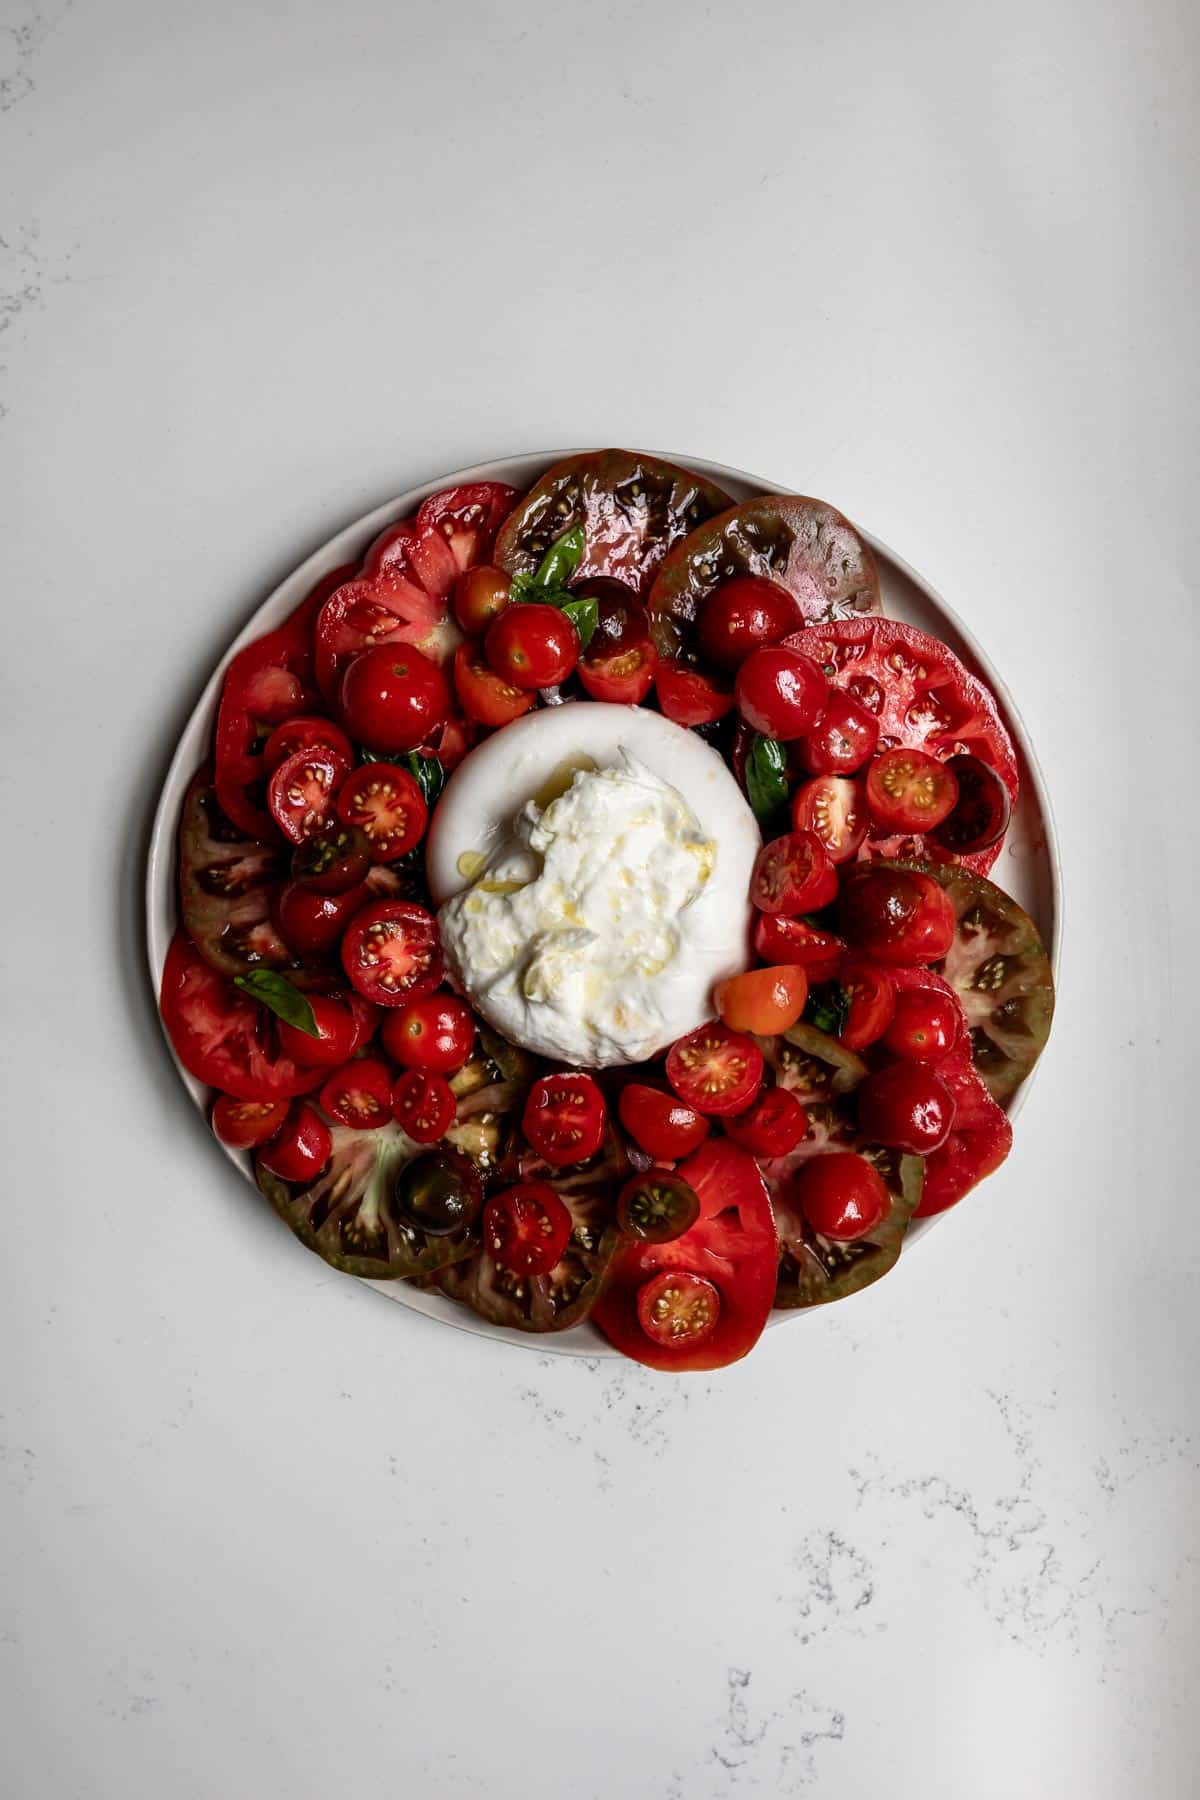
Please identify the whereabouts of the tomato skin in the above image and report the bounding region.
[263,715,354,776]
[453,564,511,635]
[380,993,475,1073]
[212,1096,289,1150]
[578,590,658,704]
[259,1103,332,1182]
[291,824,372,895]
[339,644,449,755]
[753,914,845,984]
[272,879,368,955]
[837,866,957,966]
[452,641,534,727]
[725,1086,809,1157]
[654,660,734,726]
[697,576,799,670]
[791,1152,888,1242]
[666,1022,764,1117]
[319,1056,394,1129]
[159,933,324,1101]
[482,1181,572,1278]
[884,987,961,1062]
[750,830,838,916]
[930,753,1012,857]
[735,645,828,740]
[617,1084,710,1161]
[857,1061,955,1155]
[522,1073,607,1167]
[714,964,808,1035]
[267,746,351,845]
[865,747,959,833]
[335,763,428,863]
[391,1069,456,1143]
[800,690,879,776]
[790,775,868,864]
[485,603,579,691]
[835,957,896,1051]
[616,1170,701,1243]
[340,900,442,1005]
[277,994,360,1069]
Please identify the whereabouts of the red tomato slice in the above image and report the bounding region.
[391,1069,456,1143]
[335,764,428,863]
[750,831,838,916]
[593,1140,778,1371]
[340,900,442,1005]
[666,1022,764,1117]
[836,957,895,1051]
[214,565,352,840]
[753,914,846,984]
[212,1096,289,1149]
[784,617,1018,874]
[320,1057,394,1129]
[452,642,535,727]
[158,933,325,1101]
[267,746,351,845]
[522,1073,607,1167]
[263,715,354,775]
[790,776,868,864]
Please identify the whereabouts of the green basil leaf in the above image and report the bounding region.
[744,734,790,821]
[560,596,599,651]
[533,524,585,591]
[508,570,536,602]
[359,747,385,764]
[234,970,319,1038]
[404,752,445,808]
[806,984,851,1039]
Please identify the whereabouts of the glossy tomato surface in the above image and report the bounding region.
[159,933,325,1102]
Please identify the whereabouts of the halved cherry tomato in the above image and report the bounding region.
[617,1083,710,1161]
[277,994,360,1069]
[930,753,1012,857]
[391,1069,456,1142]
[263,715,354,776]
[666,1022,763,1117]
[453,564,511,635]
[319,1056,394,1129]
[616,1170,700,1243]
[735,645,828,740]
[212,1095,288,1150]
[158,933,324,1101]
[290,824,372,896]
[884,987,961,1062]
[792,1152,887,1242]
[482,1181,572,1277]
[697,576,800,670]
[340,900,442,1005]
[725,1086,809,1157]
[380,993,475,1073]
[522,1073,607,1167]
[800,689,879,776]
[753,914,846,984]
[267,746,350,845]
[453,641,534,727]
[750,830,838,915]
[339,644,449,756]
[578,587,658,704]
[259,1103,332,1182]
[837,865,957,966]
[830,957,895,1052]
[790,775,868,864]
[865,747,958,833]
[485,602,579,691]
[654,660,733,726]
[335,763,428,863]
[272,878,368,955]
[714,964,808,1034]
[593,1140,778,1372]
[857,1060,955,1155]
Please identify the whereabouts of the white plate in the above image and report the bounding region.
[146,452,1061,1357]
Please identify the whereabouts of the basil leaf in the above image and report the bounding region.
[508,570,536,602]
[533,525,585,591]
[561,596,598,651]
[744,734,790,821]
[404,752,445,808]
[807,985,851,1039]
[234,970,319,1038]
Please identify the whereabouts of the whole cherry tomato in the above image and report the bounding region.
[800,691,879,776]
[836,866,957,966]
[485,602,579,690]
[791,1152,888,1242]
[258,1103,331,1182]
[339,644,449,754]
[714,965,808,1034]
[697,576,799,670]
[735,645,828,740]
[381,993,476,1073]
[857,1061,956,1154]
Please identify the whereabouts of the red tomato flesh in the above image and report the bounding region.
[666,1022,764,1117]
[319,1056,394,1129]
[159,933,324,1101]
[750,831,838,916]
[267,746,350,846]
[522,1073,607,1167]
[336,764,428,863]
[482,1181,572,1277]
[340,900,443,1005]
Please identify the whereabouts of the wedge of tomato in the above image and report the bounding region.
[784,618,1018,874]
[593,1140,777,1371]
[158,933,325,1101]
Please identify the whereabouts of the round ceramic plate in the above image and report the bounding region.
[147,452,1061,1356]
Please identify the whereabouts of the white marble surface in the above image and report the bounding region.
[3,1,1197,1794]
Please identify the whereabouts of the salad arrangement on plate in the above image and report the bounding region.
[158,449,1054,1371]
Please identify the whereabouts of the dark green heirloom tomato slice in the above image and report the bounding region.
[435,1134,627,1332]
[494,450,732,598]
[179,768,322,985]
[881,859,1055,1103]
[255,1121,478,1280]
[647,494,881,660]
[757,1021,922,1307]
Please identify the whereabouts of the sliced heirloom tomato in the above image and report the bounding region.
[214,565,351,840]
[648,494,880,661]
[495,450,732,598]
[784,617,1018,874]
[593,1141,777,1372]
[158,933,325,1101]
[256,1120,479,1280]
[880,860,1055,1103]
